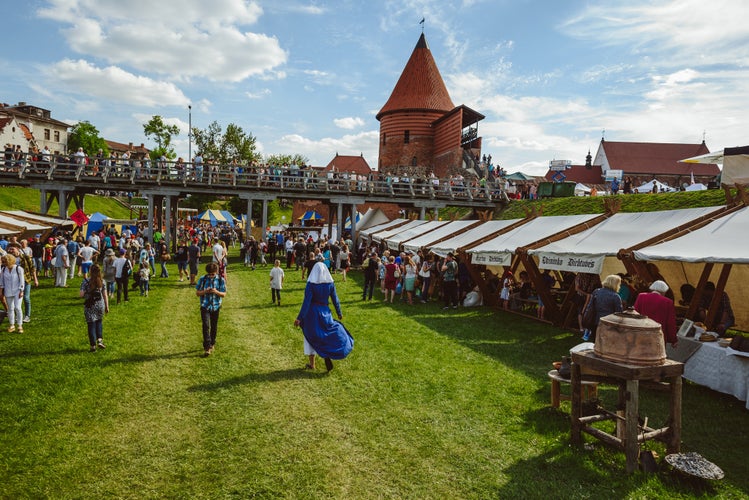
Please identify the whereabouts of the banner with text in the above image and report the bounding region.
[470,251,512,267]
[535,252,604,274]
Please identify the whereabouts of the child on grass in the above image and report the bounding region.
[270,259,284,306]
[139,261,150,297]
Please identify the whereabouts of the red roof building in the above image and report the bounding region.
[544,139,721,188]
[323,153,372,176]
[377,34,484,177]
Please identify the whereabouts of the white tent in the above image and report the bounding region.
[468,214,600,267]
[385,220,448,251]
[685,183,708,192]
[632,206,749,338]
[528,207,723,275]
[428,220,523,258]
[354,208,389,231]
[574,183,591,196]
[637,179,677,193]
[358,218,407,243]
[371,219,428,244]
[401,220,480,253]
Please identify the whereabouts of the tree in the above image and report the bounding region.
[265,153,310,165]
[191,121,260,165]
[67,121,108,156]
[143,115,179,160]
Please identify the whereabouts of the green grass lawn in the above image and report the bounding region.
[0,249,746,499]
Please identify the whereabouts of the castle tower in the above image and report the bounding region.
[377,33,484,177]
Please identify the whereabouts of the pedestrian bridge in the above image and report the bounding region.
[0,157,506,245]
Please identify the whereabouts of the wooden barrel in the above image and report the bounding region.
[594,310,666,366]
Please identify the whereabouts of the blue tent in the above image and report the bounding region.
[85,212,109,238]
[197,209,234,227]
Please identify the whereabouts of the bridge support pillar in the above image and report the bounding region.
[337,203,344,242]
[245,198,253,240]
[261,199,268,241]
[146,194,155,243]
[165,195,173,251]
[350,203,357,252]
[58,189,68,219]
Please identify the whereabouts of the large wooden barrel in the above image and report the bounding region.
[594,310,666,366]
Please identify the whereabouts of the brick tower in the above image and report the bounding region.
[377,33,485,178]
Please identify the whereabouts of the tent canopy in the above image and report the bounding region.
[637,179,677,193]
[402,220,479,253]
[384,220,448,251]
[353,208,389,232]
[528,207,723,274]
[685,183,707,191]
[429,220,522,257]
[298,210,323,221]
[469,215,599,267]
[197,209,234,227]
[371,219,428,243]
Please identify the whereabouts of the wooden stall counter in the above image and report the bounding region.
[570,350,684,473]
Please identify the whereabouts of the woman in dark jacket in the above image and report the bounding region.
[584,274,623,341]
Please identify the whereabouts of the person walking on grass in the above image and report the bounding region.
[294,261,354,372]
[195,262,226,357]
[0,254,25,333]
[113,248,131,304]
[441,252,459,310]
[138,261,150,297]
[79,264,109,352]
[188,238,201,285]
[270,259,284,306]
[8,243,36,323]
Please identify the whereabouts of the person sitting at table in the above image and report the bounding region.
[696,281,734,336]
[634,280,678,348]
[679,283,695,307]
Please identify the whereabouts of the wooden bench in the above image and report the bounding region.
[548,369,598,408]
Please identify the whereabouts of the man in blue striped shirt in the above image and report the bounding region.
[195,262,226,356]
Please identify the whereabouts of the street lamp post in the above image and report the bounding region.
[188,105,192,164]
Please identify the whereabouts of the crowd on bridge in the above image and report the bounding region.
[4,146,507,201]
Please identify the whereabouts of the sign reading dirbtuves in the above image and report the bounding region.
[536,252,604,274]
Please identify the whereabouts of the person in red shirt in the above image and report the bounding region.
[634,280,678,347]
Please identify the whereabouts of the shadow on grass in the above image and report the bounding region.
[0,346,82,358]
[101,350,199,365]
[187,367,327,392]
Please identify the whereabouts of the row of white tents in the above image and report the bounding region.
[358,202,747,331]
[0,210,73,241]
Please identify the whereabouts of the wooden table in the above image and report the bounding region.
[570,350,684,473]
[548,370,598,408]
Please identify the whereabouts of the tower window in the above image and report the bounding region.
[404,130,410,144]
[381,133,386,145]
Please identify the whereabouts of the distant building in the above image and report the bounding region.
[545,139,721,188]
[323,153,372,176]
[377,33,485,178]
[0,101,71,154]
[105,140,150,160]
[0,115,34,153]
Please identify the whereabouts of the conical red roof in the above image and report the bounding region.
[376,34,454,120]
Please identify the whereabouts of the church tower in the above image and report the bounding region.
[377,33,484,177]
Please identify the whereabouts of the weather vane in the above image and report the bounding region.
[419,17,425,33]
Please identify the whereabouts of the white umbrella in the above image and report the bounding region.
[680,151,724,164]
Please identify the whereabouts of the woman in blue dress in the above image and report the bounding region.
[294,260,354,371]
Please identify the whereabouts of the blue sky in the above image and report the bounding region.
[2,0,748,175]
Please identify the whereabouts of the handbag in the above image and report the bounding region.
[581,295,597,330]
[161,252,170,261]
[393,267,401,279]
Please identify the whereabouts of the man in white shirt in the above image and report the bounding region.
[211,238,225,264]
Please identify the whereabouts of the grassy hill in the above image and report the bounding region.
[0,186,132,218]
[496,189,728,219]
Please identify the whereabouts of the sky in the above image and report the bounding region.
[2,0,748,176]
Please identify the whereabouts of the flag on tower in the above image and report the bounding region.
[419,17,425,25]
[690,171,695,185]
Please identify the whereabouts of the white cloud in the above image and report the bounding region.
[246,89,271,99]
[333,117,365,129]
[273,130,379,167]
[48,59,190,107]
[37,0,287,82]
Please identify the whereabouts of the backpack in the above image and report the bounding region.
[84,280,103,307]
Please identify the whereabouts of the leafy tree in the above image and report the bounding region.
[265,153,310,165]
[143,115,180,160]
[191,121,260,165]
[67,121,108,156]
